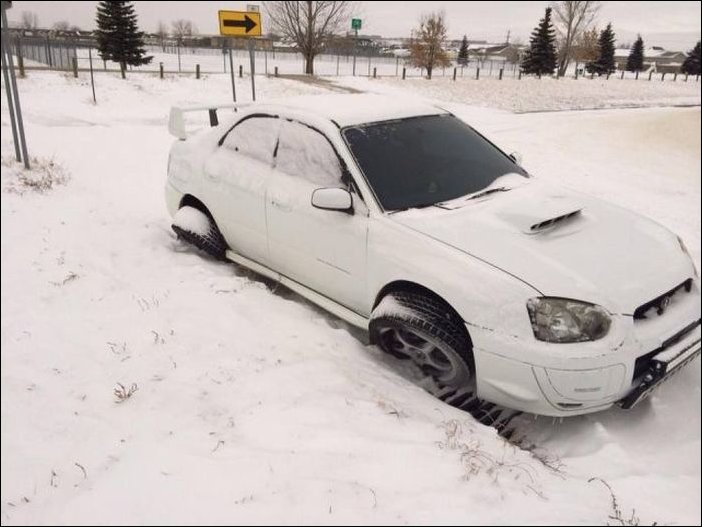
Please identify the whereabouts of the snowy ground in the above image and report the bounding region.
[1,70,700,525]
[333,74,702,113]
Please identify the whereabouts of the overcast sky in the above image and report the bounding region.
[6,1,701,50]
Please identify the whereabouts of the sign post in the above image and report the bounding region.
[248,38,256,101]
[228,47,236,102]
[218,9,261,101]
[351,18,361,76]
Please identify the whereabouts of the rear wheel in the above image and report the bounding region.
[369,291,474,390]
[172,205,227,260]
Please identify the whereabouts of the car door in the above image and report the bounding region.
[203,115,280,266]
[267,119,368,314]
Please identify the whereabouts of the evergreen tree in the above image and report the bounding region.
[95,1,152,78]
[521,7,557,76]
[457,35,469,66]
[626,35,645,72]
[681,41,701,75]
[587,23,616,75]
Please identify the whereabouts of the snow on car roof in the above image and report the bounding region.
[253,93,447,127]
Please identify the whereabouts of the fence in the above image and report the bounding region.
[7,35,700,84]
[9,35,522,79]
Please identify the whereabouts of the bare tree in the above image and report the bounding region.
[53,20,71,31]
[571,26,599,65]
[156,21,169,51]
[171,19,195,41]
[264,1,354,75]
[20,11,39,30]
[552,1,600,76]
[409,11,451,79]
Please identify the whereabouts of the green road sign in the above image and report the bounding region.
[351,18,362,30]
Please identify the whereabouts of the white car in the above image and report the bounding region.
[165,94,700,417]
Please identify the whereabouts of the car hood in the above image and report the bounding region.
[391,179,693,314]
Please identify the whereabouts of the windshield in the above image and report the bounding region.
[342,114,528,211]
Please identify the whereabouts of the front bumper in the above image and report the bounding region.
[470,282,701,417]
[619,320,701,409]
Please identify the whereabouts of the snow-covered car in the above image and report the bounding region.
[165,94,701,417]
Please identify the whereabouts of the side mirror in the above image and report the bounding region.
[311,188,353,214]
[509,151,523,166]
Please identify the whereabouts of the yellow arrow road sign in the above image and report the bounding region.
[218,10,262,37]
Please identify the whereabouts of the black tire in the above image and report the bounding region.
[369,291,474,390]
[171,205,227,260]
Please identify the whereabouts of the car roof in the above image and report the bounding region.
[252,93,447,127]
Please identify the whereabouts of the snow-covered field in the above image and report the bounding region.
[333,74,702,112]
[1,70,700,525]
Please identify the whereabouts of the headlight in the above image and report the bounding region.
[527,298,611,343]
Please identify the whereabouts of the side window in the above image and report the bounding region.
[275,120,343,186]
[222,116,280,165]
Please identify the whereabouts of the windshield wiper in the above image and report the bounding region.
[390,187,512,213]
[435,186,512,209]
[465,186,510,200]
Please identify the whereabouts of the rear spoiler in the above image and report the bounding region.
[168,103,249,140]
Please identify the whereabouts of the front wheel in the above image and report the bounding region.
[171,205,227,260]
[369,291,474,390]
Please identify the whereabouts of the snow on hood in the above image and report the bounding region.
[392,180,692,314]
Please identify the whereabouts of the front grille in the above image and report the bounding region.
[633,279,693,320]
[633,318,701,380]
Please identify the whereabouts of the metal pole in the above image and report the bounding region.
[88,46,96,104]
[1,26,20,161]
[1,5,29,168]
[228,48,237,102]
[352,28,357,76]
[15,36,23,77]
[177,40,181,72]
[248,38,256,101]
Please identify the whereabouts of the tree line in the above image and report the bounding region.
[520,5,700,77]
[409,2,700,79]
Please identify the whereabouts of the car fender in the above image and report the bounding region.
[366,214,541,342]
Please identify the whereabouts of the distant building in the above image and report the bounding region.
[463,43,525,65]
[614,46,687,73]
[7,26,95,45]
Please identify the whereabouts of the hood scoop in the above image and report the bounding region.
[529,209,582,233]
[494,193,585,234]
